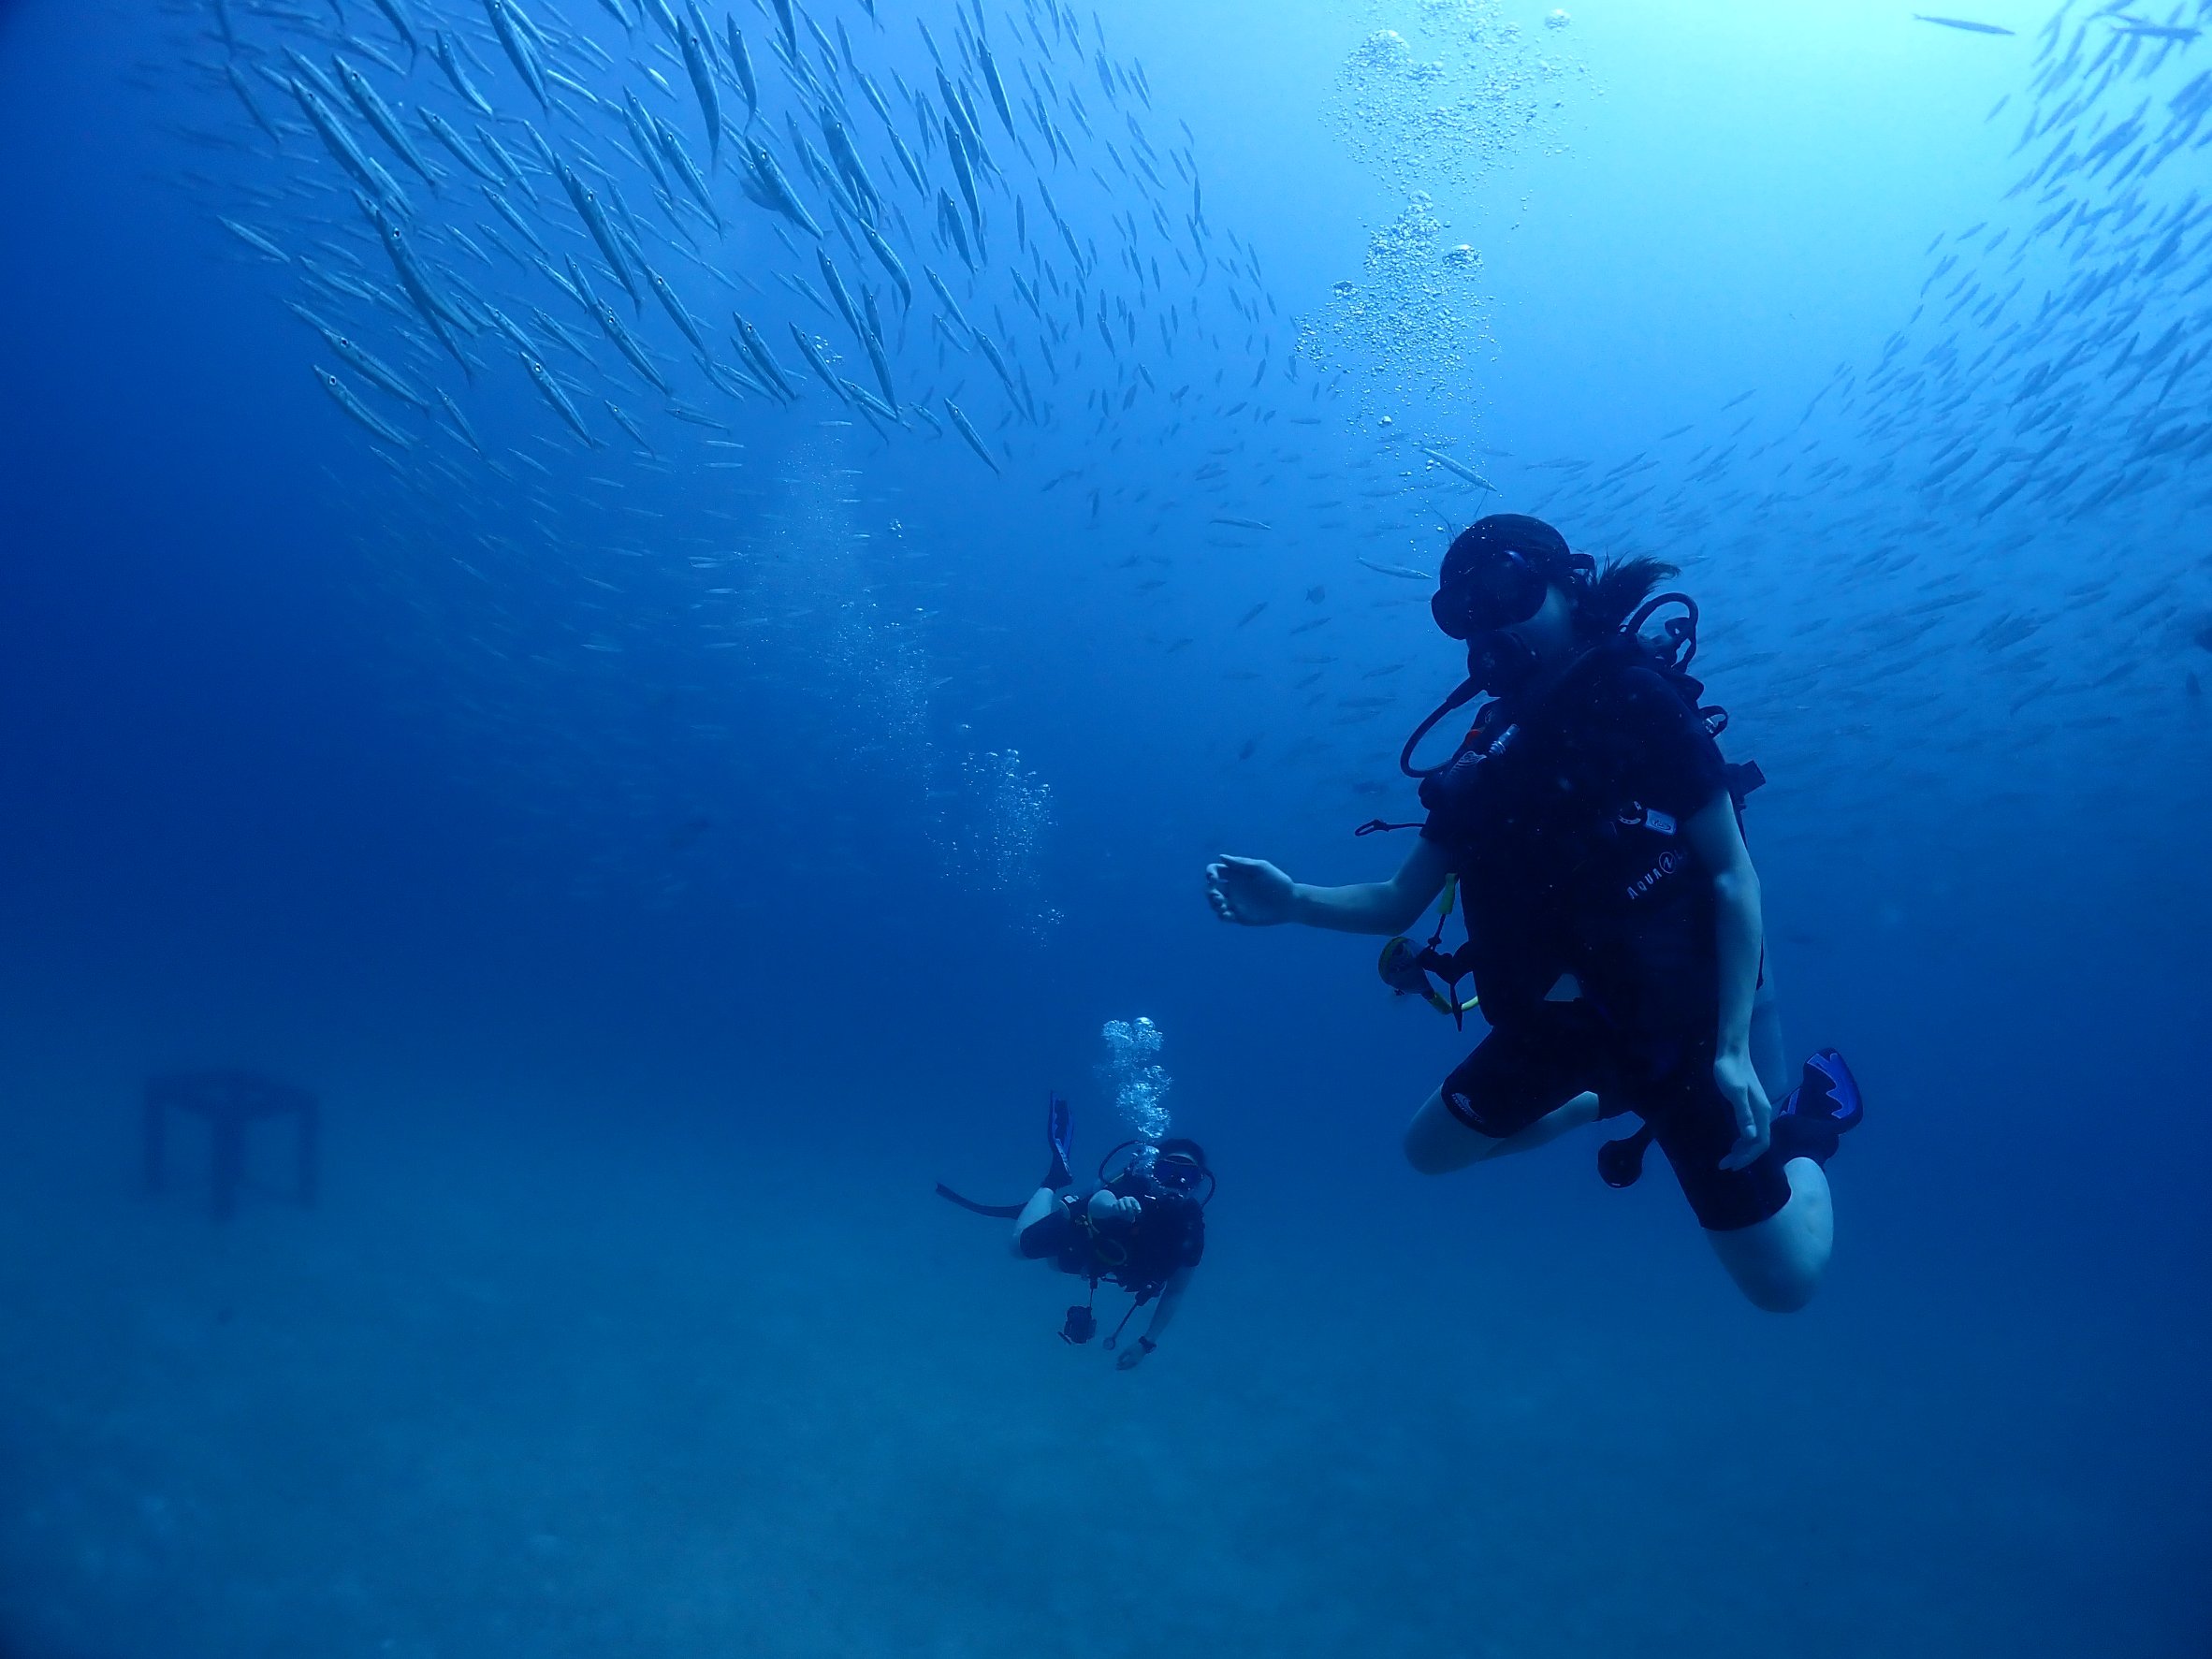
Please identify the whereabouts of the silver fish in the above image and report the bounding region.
[744,139,822,237]
[604,399,655,450]
[942,117,982,243]
[883,122,927,196]
[816,248,868,344]
[284,46,346,109]
[651,113,720,227]
[592,300,672,392]
[218,215,290,261]
[485,0,551,111]
[481,303,542,358]
[943,399,1000,473]
[937,188,974,269]
[727,22,758,124]
[646,264,709,356]
[971,327,1028,415]
[482,185,550,255]
[732,313,799,398]
[315,364,413,445]
[787,324,847,398]
[429,30,495,116]
[546,67,604,109]
[860,221,911,311]
[290,303,432,409]
[859,286,896,408]
[820,109,880,216]
[520,352,601,445]
[924,264,973,337]
[841,377,896,421]
[559,163,643,310]
[290,78,412,215]
[475,126,537,200]
[422,109,502,186]
[1418,446,1495,493]
[975,38,1018,139]
[621,92,673,195]
[677,20,723,161]
[334,55,441,189]
[367,199,473,375]
[368,0,422,63]
[225,62,283,146]
[437,388,487,455]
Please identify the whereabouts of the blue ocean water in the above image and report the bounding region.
[1,0,2207,1652]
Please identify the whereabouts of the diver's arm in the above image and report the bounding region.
[1205,838,1450,935]
[1684,792,1772,1171]
[1116,1264,1194,1370]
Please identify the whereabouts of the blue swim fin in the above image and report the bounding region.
[1045,1092,1073,1189]
[1772,1048,1862,1165]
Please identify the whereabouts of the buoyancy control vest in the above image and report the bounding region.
[1404,615,1765,1042]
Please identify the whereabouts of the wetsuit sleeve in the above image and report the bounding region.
[1612,668,1729,820]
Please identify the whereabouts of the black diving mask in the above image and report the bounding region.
[1430,547,1549,640]
[1153,1150,1204,1193]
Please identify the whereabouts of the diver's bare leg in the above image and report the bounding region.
[1402,1086,1603,1174]
[1008,1186,1058,1257]
[1706,1157,1833,1312]
[1712,962,1838,1311]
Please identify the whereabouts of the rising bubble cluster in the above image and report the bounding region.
[1313,0,1588,406]
[939,748,1062,939]
[1099,1016,1171,1146]
[1304,192,1492,406]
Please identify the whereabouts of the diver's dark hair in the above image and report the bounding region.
[1156,1136,1208,1170]
[1569,555,1680,642]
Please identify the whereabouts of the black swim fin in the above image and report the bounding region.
[1597,1121,1655,1188]
[934,1182,1026,1219]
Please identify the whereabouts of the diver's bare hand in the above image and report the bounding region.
[1714,1046,1773,1171]
[1205,855,1294,925]
[1115,1338,1154,1371]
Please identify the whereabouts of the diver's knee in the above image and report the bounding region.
[1715,1236,1825,1312]
[1736,1261,1822,1313]
[1403,1116,1460,1175]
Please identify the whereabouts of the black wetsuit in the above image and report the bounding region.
[1017,1175,1206,1297]
[1419,637,1791,1230]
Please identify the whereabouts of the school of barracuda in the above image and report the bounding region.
[154,0,2212,896]
[181,0,1286,483]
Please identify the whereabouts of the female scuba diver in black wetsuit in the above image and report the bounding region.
[938,1096,1208,1368]
[1203,515,1861,1312]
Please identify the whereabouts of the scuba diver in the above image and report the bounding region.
[937,1096,1209,1368]
[1203,514,1861,1313]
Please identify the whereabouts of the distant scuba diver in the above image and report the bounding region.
[1204,514,1862,1312]
[937,1096,1209,1368]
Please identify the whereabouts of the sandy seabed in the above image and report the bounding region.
[0,1080,2203,1659]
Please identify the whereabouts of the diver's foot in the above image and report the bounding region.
[1772,1049,1861,1165]
[1044,1092,1073,1188]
